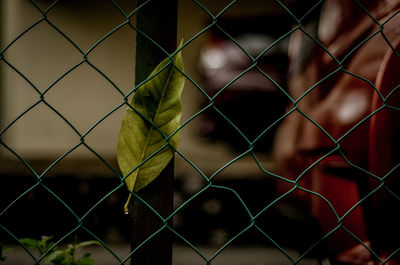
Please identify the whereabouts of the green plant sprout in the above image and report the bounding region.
[20,236,100,265]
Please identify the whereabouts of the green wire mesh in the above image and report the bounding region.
[1,0,400,264]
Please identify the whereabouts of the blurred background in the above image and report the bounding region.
[0,0,324,264]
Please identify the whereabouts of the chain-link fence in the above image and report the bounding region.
[1,0,400,264]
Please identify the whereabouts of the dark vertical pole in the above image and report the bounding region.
[130,0,177,264]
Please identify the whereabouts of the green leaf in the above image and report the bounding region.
[117,47,184,213]
[44,250,67,265]
[76,253,94,265]
[74,241,100,250]
[20,238,40,250]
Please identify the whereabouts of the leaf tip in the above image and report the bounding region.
[124,194,132,215]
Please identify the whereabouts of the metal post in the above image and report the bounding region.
[130,0,177,264]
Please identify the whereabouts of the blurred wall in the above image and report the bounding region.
[0,0,285,176]
[1,0,136,160]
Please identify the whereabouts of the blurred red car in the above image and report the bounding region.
[274,0,400,264]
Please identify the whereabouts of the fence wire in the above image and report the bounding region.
[1,0,400,264]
